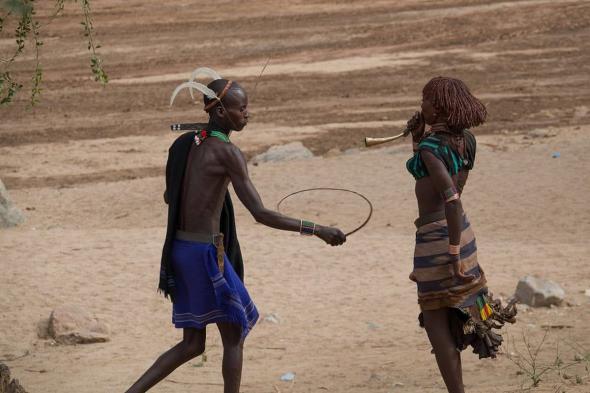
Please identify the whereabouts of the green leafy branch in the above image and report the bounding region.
[0,0,108,106]
[30,4,42,105]
[0,2,31,105]
[78,0,107,85]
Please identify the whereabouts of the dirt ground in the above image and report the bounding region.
[1,1,590,392]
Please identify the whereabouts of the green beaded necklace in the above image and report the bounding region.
[194,129,230,145]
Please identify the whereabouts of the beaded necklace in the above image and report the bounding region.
[194,130,230,146]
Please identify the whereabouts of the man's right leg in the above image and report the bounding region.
[217,322,245,393]
[125,327,206,393]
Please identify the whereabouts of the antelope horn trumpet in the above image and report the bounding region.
[364,132,406,147]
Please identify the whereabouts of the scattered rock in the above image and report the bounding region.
[368,372,383,383]
[518,303,530,312]
[0,363,28,393]
[262,313,280,324]
[584,289,590,297]
[280,372,296,382]
[574,106,588,118]
[45,305,110,345]
[0,179,24,228]
[515,276,565,307]
[251,142,313,164]
[325,148,341,157]
[366,321,380,330]
[343,148,359,155]
[524,129,557,139]
[36,319,51,339]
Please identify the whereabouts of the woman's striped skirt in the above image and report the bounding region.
[412,213,487,311]
[411,212,517,358]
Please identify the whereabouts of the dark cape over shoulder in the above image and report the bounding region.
[159,131,244,302]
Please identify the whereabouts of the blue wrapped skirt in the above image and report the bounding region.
[171,238,258,339]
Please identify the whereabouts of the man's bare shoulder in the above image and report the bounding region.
[215,142,247,174]
[216,141,246,162]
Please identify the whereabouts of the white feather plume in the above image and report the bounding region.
[170,81,218,107]
[188,67,222,100]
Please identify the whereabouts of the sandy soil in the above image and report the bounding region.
[1,1,590,392]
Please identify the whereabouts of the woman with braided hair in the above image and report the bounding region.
[405,77,516,393]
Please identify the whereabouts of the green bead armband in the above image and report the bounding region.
[300,220,316,236]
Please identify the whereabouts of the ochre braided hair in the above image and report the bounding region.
[423,77,487,132]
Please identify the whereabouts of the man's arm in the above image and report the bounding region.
[224,145,345,246]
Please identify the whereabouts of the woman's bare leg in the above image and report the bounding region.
[217,322,245,393]
[125,327,206,393]
[422,308,464,393]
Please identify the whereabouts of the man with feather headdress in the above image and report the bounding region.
[125,70,346,393]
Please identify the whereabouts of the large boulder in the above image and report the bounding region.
[251,142,313,164]
[0,179,24,228]
[0,363,27,393]
[46,305,110,345]
[515,276,565,307]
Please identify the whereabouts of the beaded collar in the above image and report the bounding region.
[194,130,230,146]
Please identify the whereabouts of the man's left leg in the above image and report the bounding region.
[217,322,244,393]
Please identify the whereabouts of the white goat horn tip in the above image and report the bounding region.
[188,67,222,100]
[170,81,218,107]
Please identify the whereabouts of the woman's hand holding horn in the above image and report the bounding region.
[406,111,426,142]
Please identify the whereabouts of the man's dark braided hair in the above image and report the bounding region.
[423,77,487,133]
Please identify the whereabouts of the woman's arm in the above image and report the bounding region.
[421,150,474,283]
[225,145,346,246]
[456,170,469,195]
